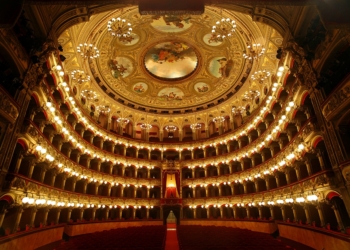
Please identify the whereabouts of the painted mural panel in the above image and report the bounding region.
[158,87,184,101]
[116,33,140,46]
[132,82,148,94]
[108,57,133,79]
[150,15,192,32]
[144,41,198,80]
[203,33,223,46]
[208,57,234,78]
[194,82,209,93]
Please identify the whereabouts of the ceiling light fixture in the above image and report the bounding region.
[77,43,100,60]
[81,90,97,100]
[250,70,271,84]
[71,70,91,84]
[107,17,133,38]
[140,123,152,130]
[231,106,245,115]
[213,116,225,124]
[165,125,177,132]
[243,42,266,61]
[211,17,237,42]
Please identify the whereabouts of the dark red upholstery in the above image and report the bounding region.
[54,225,166,250]
[177,225,290,250]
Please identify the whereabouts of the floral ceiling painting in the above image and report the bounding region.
[150,15,192,32]
[144,41,198,80]
[108,57,134,79]
[194,82,210,93]
[132,82,148,94]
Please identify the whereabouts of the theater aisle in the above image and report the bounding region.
[165,223,179,250]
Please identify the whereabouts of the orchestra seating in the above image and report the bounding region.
[54,225,166,250]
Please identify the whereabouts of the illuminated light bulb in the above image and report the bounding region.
[289,101,294,107]
[22,197,29,203]
[56,65,62,71]
[277,71,283,77]
[298,144,305,150]
[286,106,291,112]
[278,66,285,72]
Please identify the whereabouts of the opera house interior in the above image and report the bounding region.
[0,0,350,249]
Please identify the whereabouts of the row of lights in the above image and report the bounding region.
[44,54,294,176]
[50,58,291,155]
[186,195,319,208]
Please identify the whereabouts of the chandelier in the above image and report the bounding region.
[117,117,130,126]
[107,17,133,38]
[97,105,110,113]
[211,18,237,42]
[77,43,100,60]
[140,123,152,130]
[231,106,245,115]
[243,43,266,60]
[251,70,271,84]
[71,70,90,84]
[165,125,177,132]
[81,90,97,100]
[213,116,225,124]
[190,123,202,130]
[242,89,260,101]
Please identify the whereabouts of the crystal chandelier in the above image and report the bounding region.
[211,18,237,42]
[165,125,177,132]
[243,43,266,60]
[71,70,90,84]
[231,106,245,115]
[107,17,133,38]
[140,123,152,130]
[242,90,260,102]
[213,116,225,124]
[77,43,100,60]
[81,90,97,100]
[97,105,110,114]
[251,70,271,84]
[117,117,130,126]
[190,123,202,130]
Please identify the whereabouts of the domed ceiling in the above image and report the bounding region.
[59,6,282,116]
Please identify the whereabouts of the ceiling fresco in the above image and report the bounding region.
[59,6,282,115]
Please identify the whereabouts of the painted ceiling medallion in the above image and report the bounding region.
[144,41,198,80]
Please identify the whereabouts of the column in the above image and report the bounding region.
[303,204,311,225]
[29,206,38,227]
[146,208,150,219]
[265,177,270,190]
[292,205,298,222]
[42,207,50,226]
[191,150,194,160]
[284,168,291,185]
[274,173,281,187]
[79,208,84,221]
[161,150,164,160]
[160,206,163,220]
[67,208,73,223]
[280,206,287,221]
[269,206,275,219]
[304,159,313,176]
[39,166,48,183]
[218,185,222,196]
[258,207,263,219]
[243,182,248,194]
[123,146,127,156]
[14,153,24,173]
[206,207,210,218]
[332,204,345,232]
[55,208,61,225]
[317,152,326,170]
[316,203,326,227]
[220,206,224,219]
[13,206,24,233]
[215,146,219,156]
[193,208,197,219]
[205,186,209,197]
[245,207,250,219]
[254,181,259,192]
[27,158,37,179]
[132,208,136,219]
[118,208,123,219]
[50,171,57,186]
[294,164,301,181]
[0,208,7,229]
[105,207,110,220]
